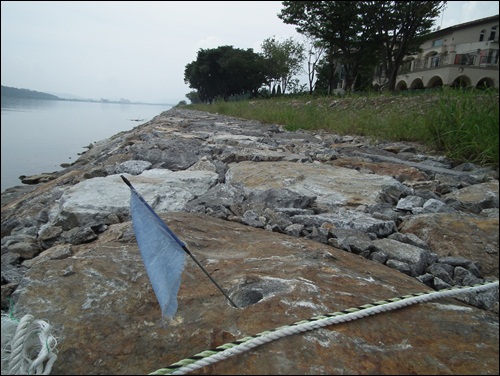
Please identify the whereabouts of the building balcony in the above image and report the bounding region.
[394,61,498,90]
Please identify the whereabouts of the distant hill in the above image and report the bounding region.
[1,85,61,100]
[1,85,173,105]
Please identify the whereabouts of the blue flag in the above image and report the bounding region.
[122,176,186,318]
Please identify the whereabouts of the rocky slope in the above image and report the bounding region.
[1,108,499,374]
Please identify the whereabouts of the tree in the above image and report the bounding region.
[279,1,373,91]
[260,36,305,95]
[314,48,340,95]
[302,34,325,94]
[362,1,446,91]
[185,90,202,104]
[278,1,446,92]
[184,46,267,103]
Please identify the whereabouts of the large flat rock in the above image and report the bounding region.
[12,212,499,375]
[399,212,499,277]
[226,161,410,209]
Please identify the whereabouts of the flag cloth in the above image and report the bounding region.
[125,178,186,318]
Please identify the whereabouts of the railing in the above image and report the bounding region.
[479,55,499,65]
[400,49,499,74]
[454,53,476,66]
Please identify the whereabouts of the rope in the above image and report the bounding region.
[1,314,58,375]
[150,280,499,375]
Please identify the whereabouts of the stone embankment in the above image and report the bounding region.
[1,108,499,375]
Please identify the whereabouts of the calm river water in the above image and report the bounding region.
[1,98,172,192]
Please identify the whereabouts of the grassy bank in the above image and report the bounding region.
[184,88,499,167]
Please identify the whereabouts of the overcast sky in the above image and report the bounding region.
[1,1,499,104]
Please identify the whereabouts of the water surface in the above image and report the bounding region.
[1,98,171,192]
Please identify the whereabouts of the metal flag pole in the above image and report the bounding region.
[180,244,239,308]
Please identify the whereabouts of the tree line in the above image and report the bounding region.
[184,1,446,103]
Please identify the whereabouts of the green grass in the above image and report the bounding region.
[424,88,499,166]
[183,88,499,167]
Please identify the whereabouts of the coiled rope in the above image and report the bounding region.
[1,313,58,375]
[150,280,499,375]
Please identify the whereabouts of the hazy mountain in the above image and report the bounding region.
[1,85,174,105]
[1,85,61,100]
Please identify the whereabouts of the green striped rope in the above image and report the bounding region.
[150,280,498,375]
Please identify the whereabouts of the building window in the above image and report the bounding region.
[399,60,412,74]
[480,49,499,65]
[432,39,444,47]
[489,26,498,41]
[454,53,475,66]
[479,29,485,41]
[430,55,441,67]
[414,59,425,70]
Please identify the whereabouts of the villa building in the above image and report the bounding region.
[389,14,499,90]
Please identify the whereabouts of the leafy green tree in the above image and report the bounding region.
[185,90,202,104]
[278,1,446,92]
[184,46,267,103]
[279,1,372,91]
[260,36,305,95]
[362,1,446,91]
[314,48,340,95]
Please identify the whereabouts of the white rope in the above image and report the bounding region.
[152,281,498,375]
[1,314,58,375]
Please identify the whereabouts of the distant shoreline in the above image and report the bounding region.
[2,97,174,106]
[1,85,173,106]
